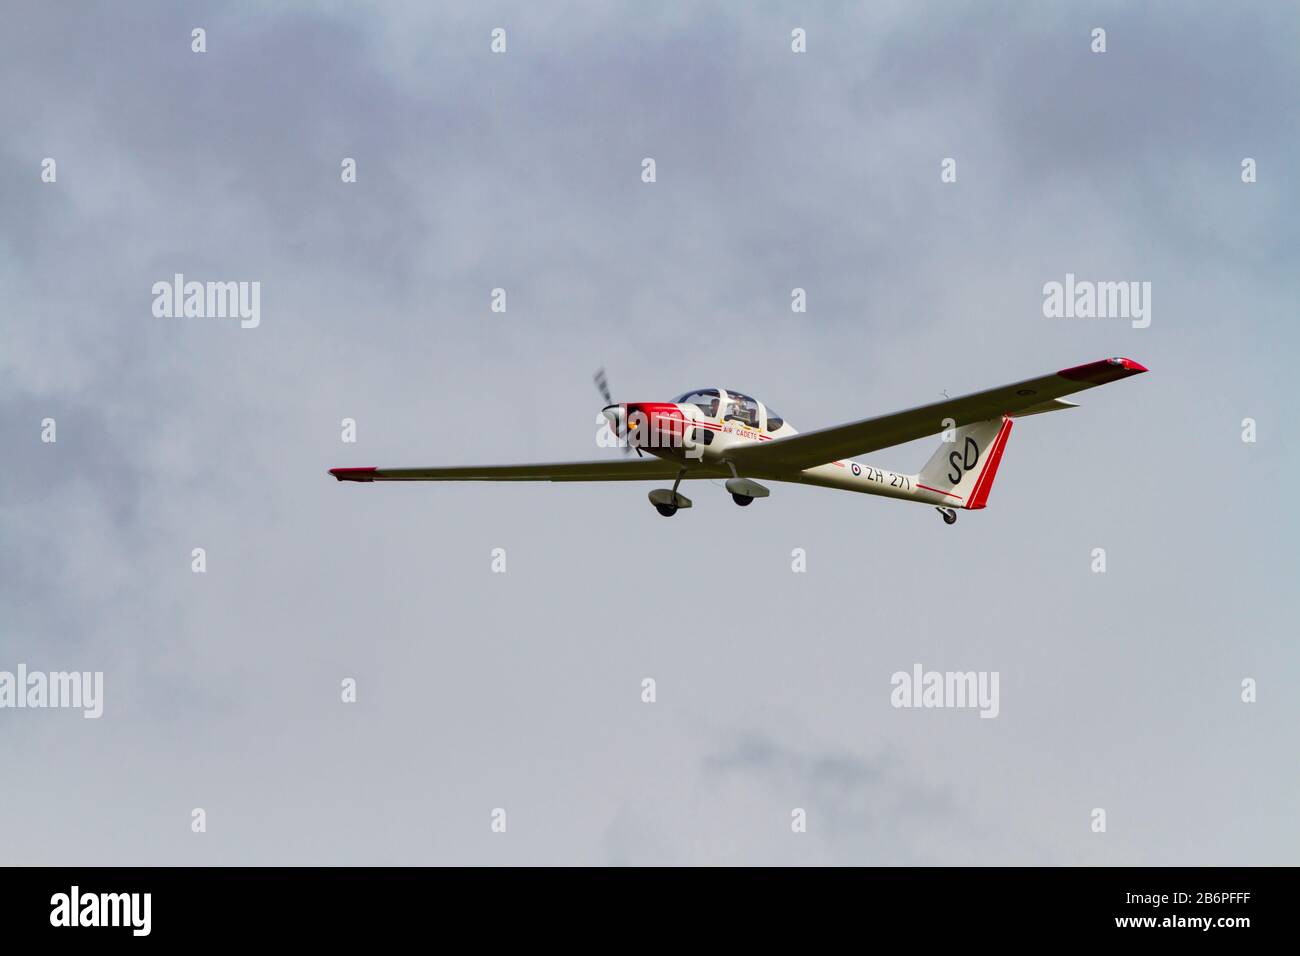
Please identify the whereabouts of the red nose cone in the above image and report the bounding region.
[614,402,686,449]
[622,402,648,446]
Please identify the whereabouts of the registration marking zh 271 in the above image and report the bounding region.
[851,462,912,491]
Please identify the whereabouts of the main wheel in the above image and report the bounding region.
[731,493,753,507]
[655,503,679,517]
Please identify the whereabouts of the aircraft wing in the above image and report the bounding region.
[729,357,1148,473]
[329,459,722,482]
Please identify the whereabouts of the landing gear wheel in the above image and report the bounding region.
[937,507,957,525]
[731,493,754,507]
[655,503,679,517]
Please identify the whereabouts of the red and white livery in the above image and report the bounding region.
[329,357,1148,524]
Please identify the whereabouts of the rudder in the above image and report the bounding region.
[917,417,1013,510]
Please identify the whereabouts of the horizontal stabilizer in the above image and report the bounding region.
[1011,398,1079,417]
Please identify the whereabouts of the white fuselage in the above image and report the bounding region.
[639,400,953,508]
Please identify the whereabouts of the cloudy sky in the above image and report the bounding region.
[1,1,1296,865]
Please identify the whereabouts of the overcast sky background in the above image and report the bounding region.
[1,1,1296,865]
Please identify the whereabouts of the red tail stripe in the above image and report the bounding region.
[966,418,1013,510]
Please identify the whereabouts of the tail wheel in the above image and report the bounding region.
[731,493,753,507]
[938,507,957,525]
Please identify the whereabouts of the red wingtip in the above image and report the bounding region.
[1058,357,1149,383]
[329,467,378,482]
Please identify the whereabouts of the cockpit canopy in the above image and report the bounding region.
[673,389,720,417]
[673,388,786,433]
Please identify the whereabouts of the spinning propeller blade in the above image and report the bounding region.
[593,367,635,455]
[593,367,612,405]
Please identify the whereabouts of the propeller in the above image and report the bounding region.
[593,367,637,455]
[593,367,613,405]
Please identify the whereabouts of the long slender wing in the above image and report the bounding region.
[730,357,1148,473]
[329,459,722,482]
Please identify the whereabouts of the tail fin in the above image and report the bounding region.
[917,417,1013,510]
